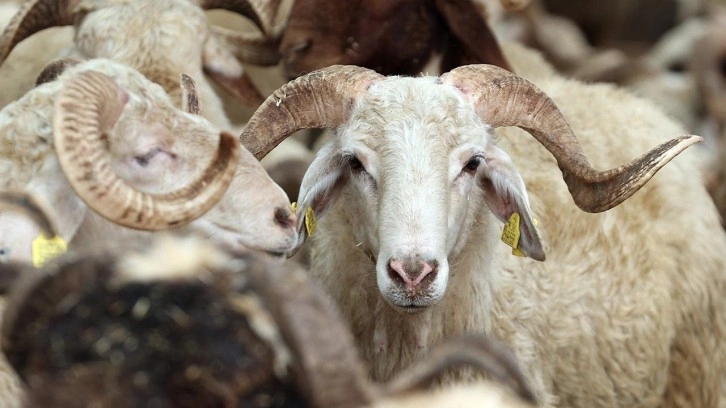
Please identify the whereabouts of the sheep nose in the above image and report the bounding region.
[387,256,438,293]
[274,207,297,230]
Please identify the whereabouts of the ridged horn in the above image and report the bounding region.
[239,65,384,159]
[180,73,200,115]
[440,64,702,212]
[52,70,240,230]
[0,0,80,67]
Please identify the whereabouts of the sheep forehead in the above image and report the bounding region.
[77,0,208,54]
[342,76,489,161]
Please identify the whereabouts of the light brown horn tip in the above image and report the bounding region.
[572,134,702,213]
[180,73,200,115]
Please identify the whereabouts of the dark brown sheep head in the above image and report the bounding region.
[278,0,511,78]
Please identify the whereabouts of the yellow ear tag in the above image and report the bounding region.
[290,202,317,236]
[501,213,526,257]
[32,234,67,267]
[304,206,317,236]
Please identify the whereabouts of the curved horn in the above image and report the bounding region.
[35,57,82,86]
[196,0,285,37]
[244,261,374,407]
[0,0,80,67]
[239,65,384,159]
[440,64,702,212]
[0,190,57,238]
[180,73,200,115]
[52,71,240,230]
[209,26,280,66]
[382,335,536,404]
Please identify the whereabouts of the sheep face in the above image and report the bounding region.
[297,76,538,312]
[0,60,297,263]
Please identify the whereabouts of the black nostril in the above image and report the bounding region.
[274,207,295,229]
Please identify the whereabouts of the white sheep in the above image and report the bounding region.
[238,42,726,407]
[0,0,287,129]
[0,58,297,266]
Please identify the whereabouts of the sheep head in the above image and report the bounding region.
[0,59,297,264]
[0,0,287,110]
[279,0,512,79]
[239,65,700,311]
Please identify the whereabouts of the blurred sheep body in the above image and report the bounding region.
[237,42,724,407]
[0,229,536,407]
[0,58,297,265]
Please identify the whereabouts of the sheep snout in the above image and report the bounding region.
[378,254,449,312]
[387,256,439,294]
[273,206,297,230]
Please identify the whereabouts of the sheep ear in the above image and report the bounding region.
[290,142,350,254]
[434,0,512,71]
[478,145,545,261]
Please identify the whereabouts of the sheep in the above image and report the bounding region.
[278,0,514,81]
[236,41,726,407]
[0,0,289,129]
[0,57,297,266]
[0,227,536,407]
[0,0,315,208]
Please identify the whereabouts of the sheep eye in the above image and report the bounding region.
[463,156,483,173]
[347,156,365,173]
[134,148,162,167]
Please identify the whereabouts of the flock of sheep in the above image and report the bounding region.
[0,0,724,406]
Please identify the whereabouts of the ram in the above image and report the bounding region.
[278,0,518,80]
[237,42,726,406]
[0,58,297,265]
[0,0,288,129]
[0,228,535,408]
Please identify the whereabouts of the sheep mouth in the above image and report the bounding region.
[386,298,434,314]
[264,250,286,259]
[398,304,430,314]
[196,221,296,256]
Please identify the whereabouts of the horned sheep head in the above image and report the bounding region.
[0,58,297,264]
[239,64,699,311]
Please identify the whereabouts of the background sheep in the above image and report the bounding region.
[237,41,725,407]
[0,230,536,407]
[0,0,287,129]
[0,58,297,265]
[278,0,512,81]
